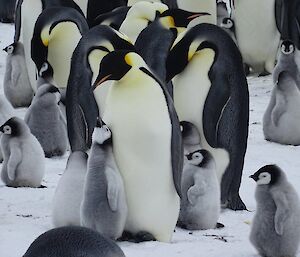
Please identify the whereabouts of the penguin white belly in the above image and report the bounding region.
[271,92,300,144]
[103,76,179,242]
[173,49,229,182]
[119,18,149,43]
[233,0,280,72]
[48,23,82,89]
[20,0,43,91]
[177,0,217,25]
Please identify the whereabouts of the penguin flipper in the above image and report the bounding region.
[187,181,206,205]
[105,168,121,212]
[272,190,289,235]
[7,142,22,180]
[271,93,286,126]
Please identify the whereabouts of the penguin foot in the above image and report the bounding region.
[226,194,247,211]
[216,223,225,229]
[119,231,156,243]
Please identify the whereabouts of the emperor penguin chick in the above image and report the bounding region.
[24,84,68,157]
[0,117,45,187]
[52,151,87,227]
[81,121,127,240]
[250,165,300,257]
[178,149,221,230]
[3,42,34,108]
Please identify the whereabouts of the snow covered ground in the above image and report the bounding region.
[1,22,300,257]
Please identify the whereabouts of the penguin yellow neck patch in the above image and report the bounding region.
[159,16,176,29]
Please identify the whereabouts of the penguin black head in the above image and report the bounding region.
[3,42,16,54]
[186,149,211,167]
[166,36,218,82]
[92,50,137,89]
[221,17,234,30]
[159,9,211,29]
[0,117,26,137]
[281,40,295,55]
[250,165,282,186]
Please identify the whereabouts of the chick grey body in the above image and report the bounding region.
[24,84,68,157]
[263,41,300,145]
[23,226,126,257]
[3,42,34,108]
[81,122,127,240]
[250,165,300,257]
[0,117,45,187]
[178,149,220,230]
[52,151,87,227]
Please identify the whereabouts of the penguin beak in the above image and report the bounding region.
[249,174,257,181]
[92,74,112,90]
[187,12,211,20]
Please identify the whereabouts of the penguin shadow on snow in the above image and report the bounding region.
[178,121,224,231]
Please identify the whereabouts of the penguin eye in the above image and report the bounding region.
[3,125,11,134]
[193,153,201,159]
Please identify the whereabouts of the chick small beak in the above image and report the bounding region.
[249,175,255,180]
[92,74,112,91]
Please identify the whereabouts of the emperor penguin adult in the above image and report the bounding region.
[24,83,68,157]
[81,120,127,240]
[31,7,89,92]
[92,50,183,242]
[178,149,220,230]
[23,226,126,257]
[3,42,34,108]
[66,25,134,152]
[0,117,45,188]
[135,9,210,83]
[52,151,87,227]
[0,0,16,23]
[14,0,84,91]
[231,0,281,74]
[250,165,300,257]
[166,23,249,210]
[177,0,217,26]
[118,1,169,43]
[275,0,300,50]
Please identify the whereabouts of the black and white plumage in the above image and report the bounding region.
[0,117,45,187]
[220,17,237,45]
[217,1,228,26]
[166,23,249,210]
[3,42,34,108]
[127,0,177,8]
[52,151,87,227]
[23,226,126,257]
[24,84,68,157]
[81,120,127,240]
[250,165,300,257]
[66,25,134,152]
[178,149,220,230]
[0,0,16,23]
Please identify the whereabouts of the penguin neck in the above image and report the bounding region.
[119,18,150,43]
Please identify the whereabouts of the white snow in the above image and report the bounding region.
[0,23,300,257]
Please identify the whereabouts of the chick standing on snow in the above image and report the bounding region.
[250,165,300,257]
[24,83,68,158]
[0,117,45,187]
[178,149,221,230]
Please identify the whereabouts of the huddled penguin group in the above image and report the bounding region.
[1,0,300,256]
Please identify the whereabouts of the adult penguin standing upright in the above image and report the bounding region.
[176,0,217,25]
[66,25,134,152]
[92,50,183,242]
[275,0,300,50]
[232,0,280,74]
[14,0,84,91]
[31,7,89,91]
[166,23,249,210]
